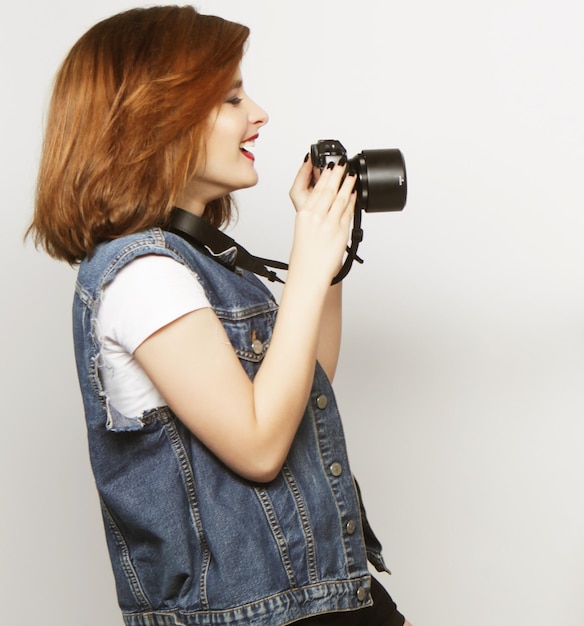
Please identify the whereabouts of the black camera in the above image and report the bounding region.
[168,139,407,287]
[310,139,407,213]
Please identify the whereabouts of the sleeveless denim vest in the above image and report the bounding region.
[73,228,388,625]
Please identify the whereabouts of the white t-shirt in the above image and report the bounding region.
[96,255,210,417]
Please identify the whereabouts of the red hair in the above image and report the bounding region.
[28,6,249,263]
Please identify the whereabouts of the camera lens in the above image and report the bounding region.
[349,149,407,213]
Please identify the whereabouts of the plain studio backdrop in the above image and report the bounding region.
[2,1,583,624]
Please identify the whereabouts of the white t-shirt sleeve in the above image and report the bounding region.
[95,254,210,418]
[99,254,210,353]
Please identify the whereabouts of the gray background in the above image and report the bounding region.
[2,1,583,624]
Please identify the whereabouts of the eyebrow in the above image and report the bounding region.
[230,79,243,89]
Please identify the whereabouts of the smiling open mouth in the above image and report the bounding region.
[240,136,257,161]
[240,147,255,161]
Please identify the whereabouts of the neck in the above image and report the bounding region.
[174,190,207,217]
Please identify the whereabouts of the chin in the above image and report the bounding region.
[236,174,259,191]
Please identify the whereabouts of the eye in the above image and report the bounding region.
[226,95,243,106]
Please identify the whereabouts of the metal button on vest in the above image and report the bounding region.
[346,520,357,535]
[356,586,367,602]
[329,462,343,477]
[316,394,328,410]
[251,338,263,355]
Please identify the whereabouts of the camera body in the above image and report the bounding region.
[310,139,407,213]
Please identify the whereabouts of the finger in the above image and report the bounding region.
[328,172,357,221]
[289,153,313,208]
[340,170,357,195]
[313,158,347,193]
[333,193,356,243]
[306,160,348,214]
[290,153,311,189]
[343,186,357,225]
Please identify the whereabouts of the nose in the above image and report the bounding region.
[249,97,269,128]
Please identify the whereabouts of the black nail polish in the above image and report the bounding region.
[326,161,335,170]
[303,153,309,163]
[338,155,347,167]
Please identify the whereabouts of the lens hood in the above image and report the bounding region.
[350,149,407,213]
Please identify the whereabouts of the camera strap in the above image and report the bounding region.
[334,209,364,284]
[167,207,364,286]
[167,208,288,283]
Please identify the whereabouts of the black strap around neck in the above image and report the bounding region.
[167,208,288,283]
[167,207,363,286]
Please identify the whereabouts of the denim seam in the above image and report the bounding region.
[214,302,278,321]
[99,237,166,292]
[281,464,319,585]
[160,413,211,610]
[74,280,92,307]
[121,577,373,626]
[254,487,298,589]
[100,495,152,611]
[310,395,353,574]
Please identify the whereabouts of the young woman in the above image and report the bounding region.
[29,6,410,625]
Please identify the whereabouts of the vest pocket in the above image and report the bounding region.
[218,308,275,373]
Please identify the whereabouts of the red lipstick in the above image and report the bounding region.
[240,134,258,161]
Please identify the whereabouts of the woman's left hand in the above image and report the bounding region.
[289,154,316,212]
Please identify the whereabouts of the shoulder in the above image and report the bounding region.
[98,254,210,354]
[102,254,206,309]
[77,229,203,293]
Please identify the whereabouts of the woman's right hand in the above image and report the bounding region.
[288,155,357,286]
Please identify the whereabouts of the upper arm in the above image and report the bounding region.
[134,307,263,477]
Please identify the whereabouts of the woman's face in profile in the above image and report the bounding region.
[184,69,269,211]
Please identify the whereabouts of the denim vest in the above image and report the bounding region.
[73,228,388,625]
